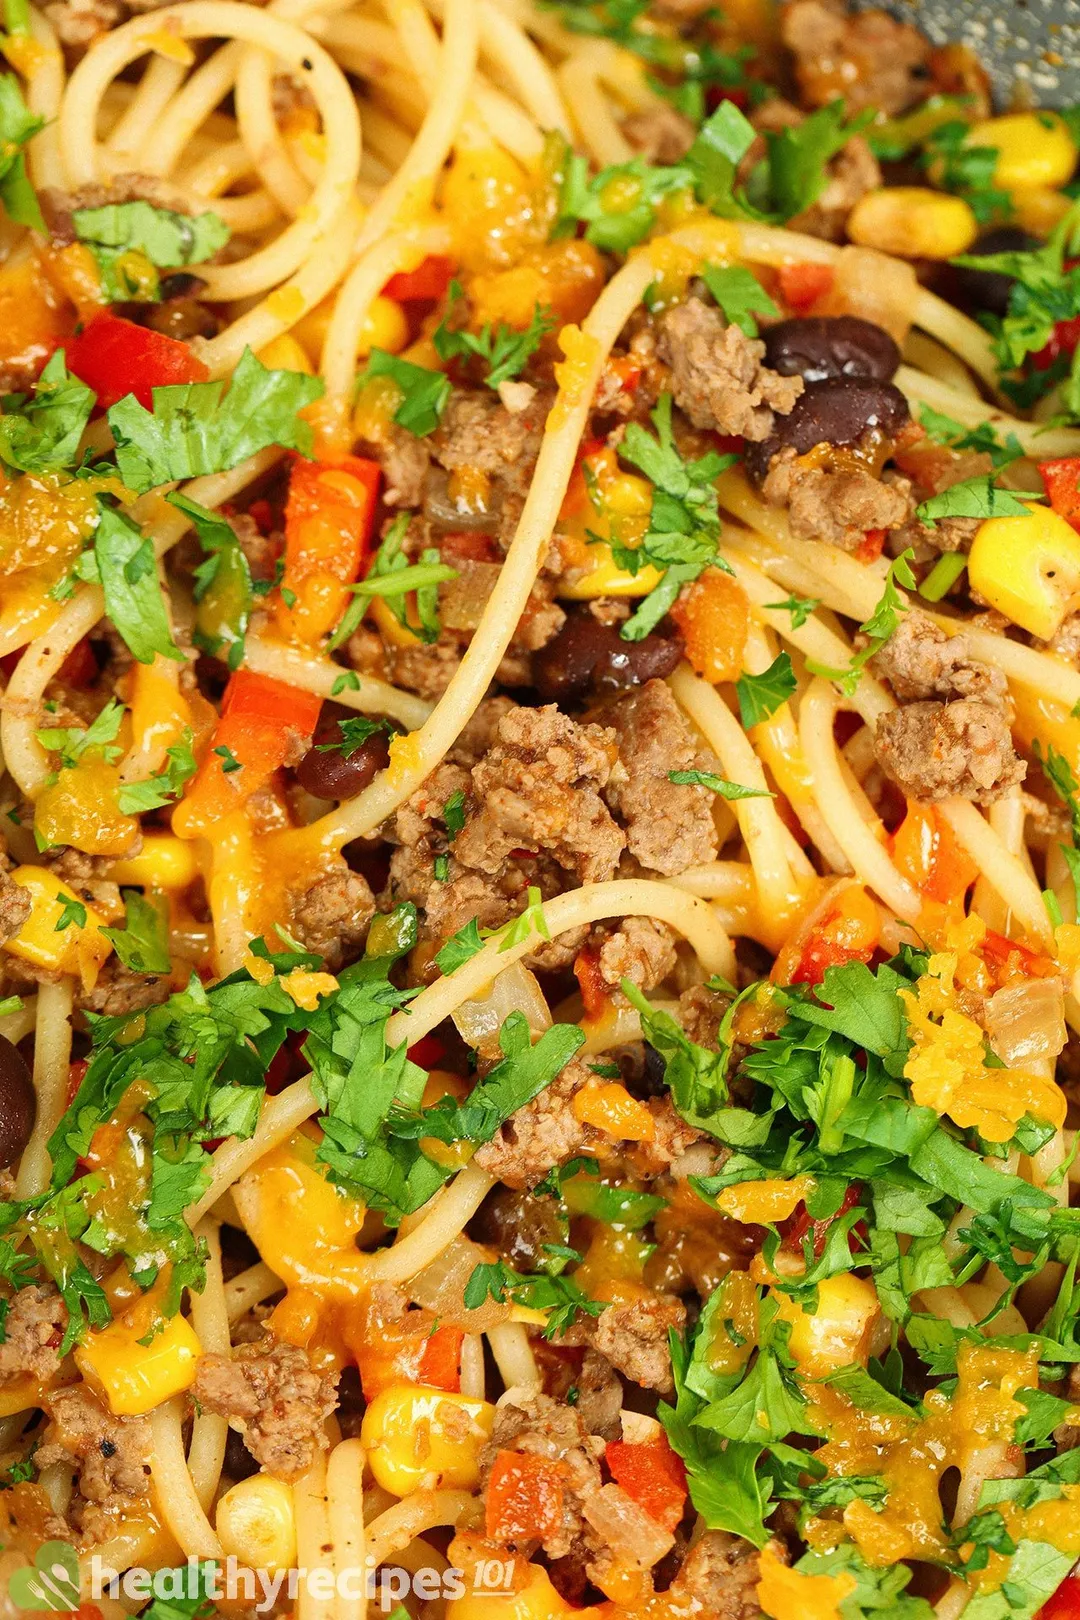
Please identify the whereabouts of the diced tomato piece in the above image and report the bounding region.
[1039,457,1080,534]
[604,1438,687,1532]
[788,886,880,987]
[486,1451,567,1544]
[58,636,98,688]
[777,261,835,315]
[408,1033,446,1069]
[173,669,322,837]
[66,1057,89,1107]
[352,1315,463,1399]
[66,312,209,410]
[419,1323,465,1391]
[981,930,1059,985]
[855,527,886,563]
[275,455,381,645]
[890,801,980,906]
[781,1182,864,1259]
[382,255,455,303]
[1040,1574,1080,1620]
[573,947,610,1022]
[1033,314,1080,372]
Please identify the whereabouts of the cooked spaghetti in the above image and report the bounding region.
[1,2,1080,1616]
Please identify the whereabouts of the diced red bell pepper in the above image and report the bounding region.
[58,636,98,688]
[1040,1575,1080,1620]
[1039,457,1080,534]
[855,527,886,563]
[1033,314,1080,372]
[486,1451,567,1544]
[981,930,1059,985]
[407,1033,446,1069]
[789,886,880,987]
[890,801,980,906]
[66,1057,89,1108]
[66,311,209,411]
[439,531,499,564]
[781,1182,864,1259]
[604,1438,687,1532]
[353,1316,463,1400]
[777,261,835,315]
[274,455,381,645]
[573,947,610,1022]
[382,255,455,303]
[173,669,322,837]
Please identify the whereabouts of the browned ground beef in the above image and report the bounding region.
[874,700,1025,804]
[598,679,719,876]
[0,1285,66,1385]
[871,609,1006,704]
[287,866,376,969]
[37,1385,151,1504]
[781,0,930,114]
[670,1531,783,1617]
[0,870,30,945]
[762,446,913,549]
[193,1340,339,1478]
[656,299,804,440]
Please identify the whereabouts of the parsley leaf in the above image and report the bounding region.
[701,263,779,337]
[434,285,554,388]
[72,201,229,303]
[921,120,1010,224]
[168,493,252,666]
[93,502,183,664]
[0,75,43,229]
[765,592,820,627]
[669,768,772,800]
[115,731,196,814]
[806,549,916,696]
[109,348,323,494]
[464,1258,604,1338]
[916,405,1023,469]
[735,652,796,727]
[435,917,485,976]
[328,514,457,650]
[101,890,171,975]
[364,350,450,436]
[37,698,124,771]
[916,474,1032,525]
[749,101,874,223]
[315,715,392,757]
[0,350,96,473]
[54,896,87,932]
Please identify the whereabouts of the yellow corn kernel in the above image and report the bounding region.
[75,1309,201,1416]
[557,541,664,600]
[357,296,408,360]
[361,1385,495,1497]
[3,866,111,986]
[968,505,1080,639]
[35,754,141,858]
[772,1273,881,1379]
[107,833,200,892]
[846,187,978,260]
[1010,186,1074,236]
[216,1475,297,1572]
[256,334,314,375]
[967,112,1078,192]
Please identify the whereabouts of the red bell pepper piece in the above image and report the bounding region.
[66,312,209,411]
[1033,314,1080,372]
[173,669,321,837]
[604,1438,687,1532]
[789,886,880,987]
[274,455,381,645]
[407,1033,446,1069]
[1041,1575,1080,1620]
[486,1451,567,1543]
[382,255,455,303]
[855,527,886,563]
[1039,457,1080,534]
[58,636,98,687]
[781,1182,864,1259]
[573,947,610,1021]
[353,1316,463,1400]
[890,801,980,906]
[981,930,1059,985]
[777,261,835,315]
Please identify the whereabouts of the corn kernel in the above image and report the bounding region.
[75,1309,201,1416]
[772,1273,880,1378]
[846,187,978,260]
[968,505,1080,639]
[256,334,314,375]
[2,866,111,986]
[216,1475,297,1572]
[361,1385,495,1497]
[967,111,1078,192]
[107,833,200,892]
[557,541,664,600]
[356,296,408,360]
[1010,186,1074,236]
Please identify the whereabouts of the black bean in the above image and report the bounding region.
[295,708,391,801]
[0,1036,35,1170]
[533,610,684,702]
[223,1428,260,1482]
[471,1187,566,1272]
[744,378,910,485]
[937,226,1038,320]
[763,316,900,385]
[638,1041,668,1100]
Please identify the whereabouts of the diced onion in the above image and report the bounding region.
[452,962,552,1057]
[407,1234,512,1331]
[820,245,918,344]
[985,979,1067,1068]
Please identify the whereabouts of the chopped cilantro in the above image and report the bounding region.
[668,768,772,800]
[701,263,779,338]
[214,745,242,774]
[92,503,183,665]
[54,896,87,932]
[806,549,916,696]
[37,698,124,772]
[364,349,450,436]
[331,670,361,696]
[72,201,229,303]
[464,1257,604,1338]
[0,75,43,229]
[101,890,171,975]
[916,475,1032,525]
[434,285,554,388]
[735,651,796,727]
[315,715,392,758]
[765,592,820,628]
[116,732,196,814]
[328,514,457,650]
[0,351,96,473]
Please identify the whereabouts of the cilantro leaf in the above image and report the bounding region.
[435,918,485,976]
[37,698,124,772]
[735,652,796,727]
[328,514,456,650]
[101,890,171,975]
[315,715,391,758]
[0,75,43,229]
[434,286,554,389]
[365,349,450,436]
[0,351,96,473]
[72,201,229,303]
[668,768,772,800]
[464,1258,603,1338]
[701,263,779,338]
[93,502,183,664]
[168,492,252,665]
[916,406,1022,470]
[109,348,323,494]
[765,592,819,628]
[556,151,695,252]
[751,101,874,223]
[806,549,916,696]
[916,475,1032,525]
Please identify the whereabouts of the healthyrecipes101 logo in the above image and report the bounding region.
[8,1541,81,1612]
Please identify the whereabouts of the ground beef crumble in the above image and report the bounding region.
[37,1385,151,1507]
[762,445,913,550]
[0,1285,67,1385]
[287,865,375,970]
[596,680,718,877]
[657,299,803,441]
[781,0,930,115]
[192,1340,339,1479]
